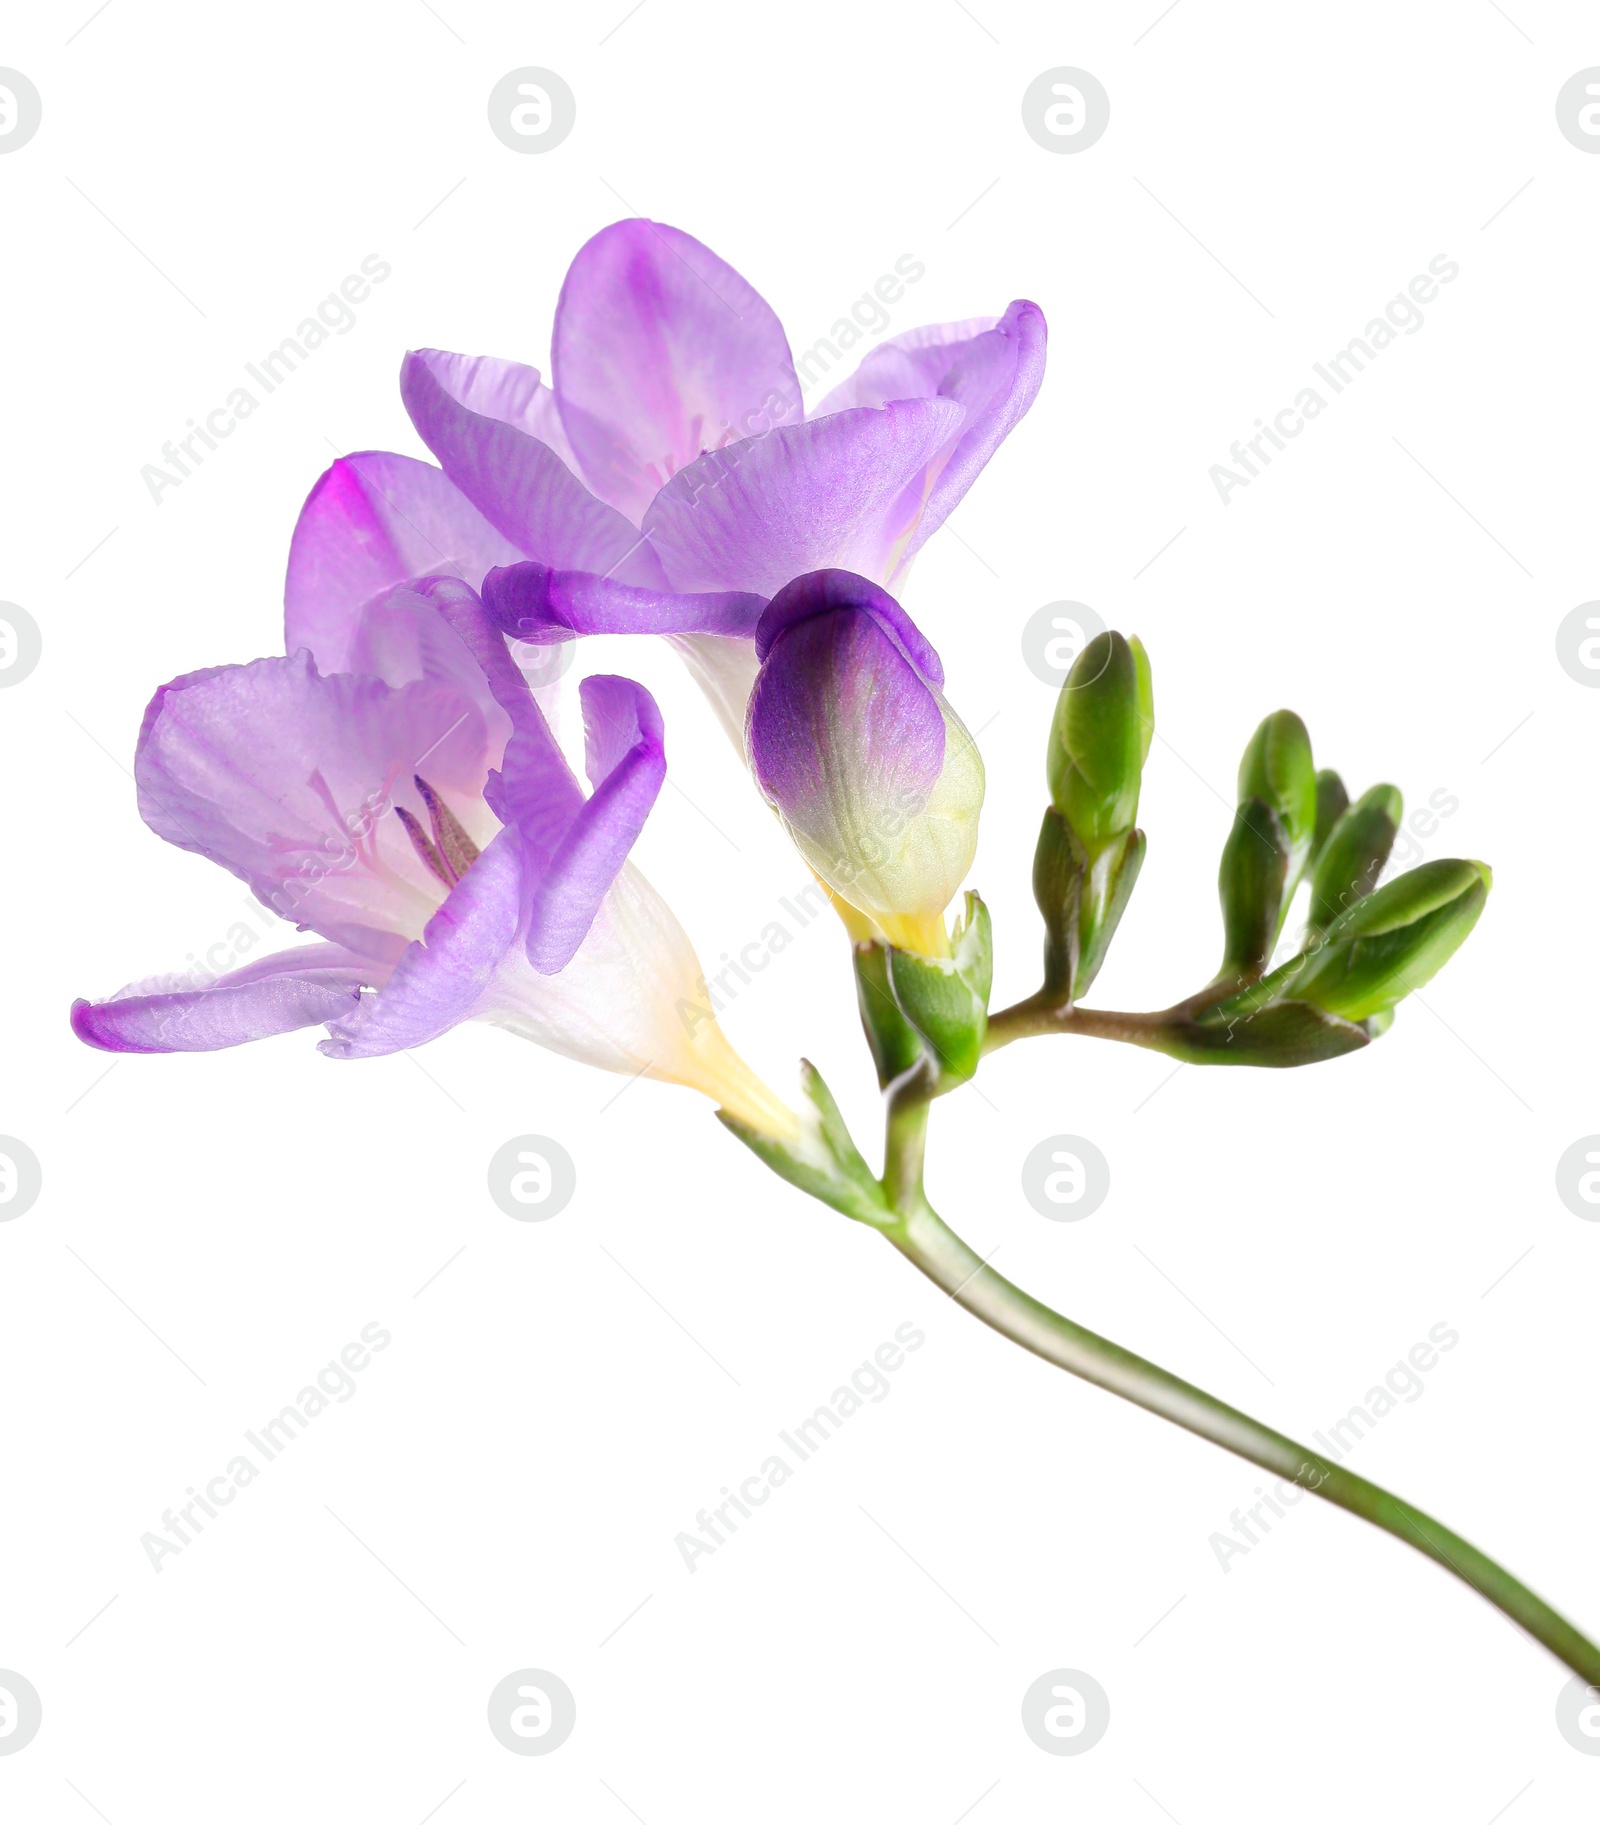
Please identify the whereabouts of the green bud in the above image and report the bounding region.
[1046,633,1153,855]
[887,892,993,1082]
[1036,633,1151,1003]
[1237,710,1317,886]
[1310,768,1350,867]
[1217,798,1290,976]
[1214,711,1317,978]
[1280,858,1490,1021]
[852,941,926,1089]
[1306,784,1403,941]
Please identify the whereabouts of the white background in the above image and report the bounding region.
[3,1,1598,1818]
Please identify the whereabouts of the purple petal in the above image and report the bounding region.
[520,676,666,974]
[746,593,946,845]
[338,581,515,782]
[812,316,1002,416]
[641,397,964,596]
[398,349,579,468]
[285,452,523,673]
[410,574,556,742]
[136,652,495,958]
[753,569,943,686]
[320,832,521,1058]
[401,348,665,585]
[552,219,803,523]
[72,943,375,1054]
[410,582,665,973]
[813,302,1047,587]
[481,560,765,643]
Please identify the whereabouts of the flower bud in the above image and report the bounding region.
[1036,632,1151,999]
[1283,858,1490,1021]
[1306,783,1402,941]
[1046,633,1152,855]
[746,570,983,956]
[1237,710,1317,884]
[1217,711,1317,977]
[1310,768,1350,868]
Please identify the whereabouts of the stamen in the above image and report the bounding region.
[395,805,455,890]
[414,776,480,882]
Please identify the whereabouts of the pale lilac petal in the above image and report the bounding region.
[410,574,557,743]
[320,833,521,1059]
[552,218,803,522]
[483,860,795,1142]
[284,452,523,673]
[399,349,579,468]
[520,676,666,974]
[811,316,1001,417]
[641,397,964,595]
[409,584,663,974]
[72,943,375,1054]
[410,600,668,977]
[401,349,664,586]
[341,581,513,768]
[480,560,765,643]
[136,653,493,957]
[809,302,1048,587]
[895,300,1046,582]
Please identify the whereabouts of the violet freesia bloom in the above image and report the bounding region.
[70,572,797,1140]
[379,217,1044,743]
[745,570,984,957]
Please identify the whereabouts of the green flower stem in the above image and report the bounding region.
[882,1088,931,1211]
[877,1114,1600,1681]
[984,995,1178,1053]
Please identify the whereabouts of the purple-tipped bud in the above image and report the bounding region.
[744,570,984,954]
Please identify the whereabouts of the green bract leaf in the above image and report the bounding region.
[1306,783,1403,941]
[886,892,993,1082]
[852,940,926,1089]
[1310,768,1350,868]
[1175,999,1372,1067]
[1074,826,1145,1001]
[1031,806,1081,998]
[1218,796,1291,977]
[718,1060,893,1227]
[1284,858,1491,1021]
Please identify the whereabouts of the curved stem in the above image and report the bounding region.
[886,1199,1600,1684]
[984,996,1175,1054]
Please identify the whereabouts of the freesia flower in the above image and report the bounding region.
[743,570,984,957]
[383,217,1045,742]
[70,570,797,1141]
